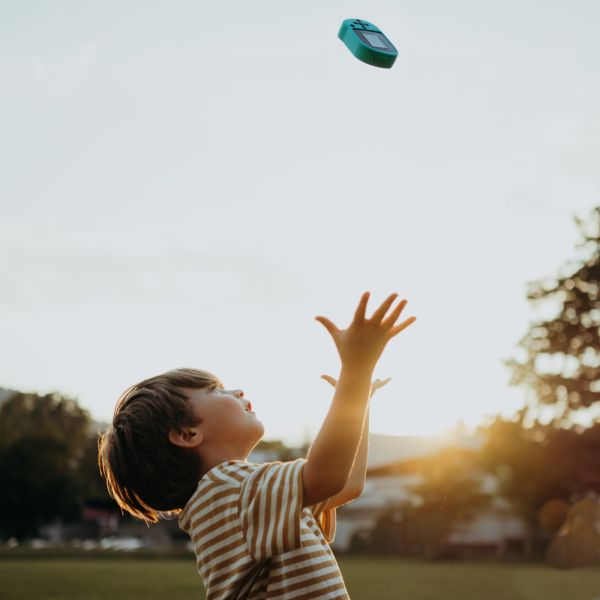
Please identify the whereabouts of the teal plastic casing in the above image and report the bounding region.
[338,18,398,69]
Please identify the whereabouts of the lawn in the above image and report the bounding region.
[1,556,599,600]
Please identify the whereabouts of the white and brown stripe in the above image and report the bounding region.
[178,458,350,600]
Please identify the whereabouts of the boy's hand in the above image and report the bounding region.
[315,292,416,373]
[321,374,391,398]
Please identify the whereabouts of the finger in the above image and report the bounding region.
[384,316,417,341]
[372,377,391,390]
[315,316,340,337]
[353,291,370,323]
[321,375,337,387]
[371,293,399,323]
[381,299,408,329]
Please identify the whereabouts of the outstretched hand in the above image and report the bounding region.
[321,374,391,398]
[315,292,416,373]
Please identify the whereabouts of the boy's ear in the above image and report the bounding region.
[168,425,204,449]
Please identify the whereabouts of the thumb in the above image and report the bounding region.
[314,316,339,338]
[320,374,337,387]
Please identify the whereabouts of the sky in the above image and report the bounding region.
[1,1,599,446]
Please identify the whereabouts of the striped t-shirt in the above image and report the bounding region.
[178,457,350,600]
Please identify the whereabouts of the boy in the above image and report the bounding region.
[98,291,416,599]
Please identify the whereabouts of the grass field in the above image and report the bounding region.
[1,556,600,599]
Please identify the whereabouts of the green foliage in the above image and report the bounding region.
[481,206,600,549]
[408,448,490,521]
[76,435,115,507]
[478,413,600,533]
[402,447,491,558]
[505,206,600,423]
[0,436,82,538]
[0,391,90,458]
[0,390,112,539]
[357,448,491,559]
[478,412,568,534]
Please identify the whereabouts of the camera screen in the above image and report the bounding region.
[363,32,389,49]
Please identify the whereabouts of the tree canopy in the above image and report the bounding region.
[0,390,104,539]
[505,206,600,428]
[477,206,600,557]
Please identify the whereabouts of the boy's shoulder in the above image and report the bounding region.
[204,457,306,482]
[202,457,305,486]
[178,458,306,531]
[201,459,260,485]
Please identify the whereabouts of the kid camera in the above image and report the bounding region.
[338,19,398,69]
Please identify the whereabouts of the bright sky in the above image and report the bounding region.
[1,1,599,446]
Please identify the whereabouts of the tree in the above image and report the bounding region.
[76,433,116,509]
[0,390,93,539]
[477,411,571,556]
[505,206,600,429]
[0,436,81,539]
[480,206,600,556]
[404,447,490,558]
[365,447,490,558]
[0,391,90,458]
[478,412,600,558]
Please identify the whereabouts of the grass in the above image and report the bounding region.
[1,556,600,599]
[340,557,600,600]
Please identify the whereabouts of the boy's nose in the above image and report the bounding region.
[234,389,244,398]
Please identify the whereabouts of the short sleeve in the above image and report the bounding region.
[238,458,305,560]
[308,498,337,544]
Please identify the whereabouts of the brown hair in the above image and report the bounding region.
[98,368,221,524]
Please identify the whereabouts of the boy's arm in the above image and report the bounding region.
[302,292,415,508]
[321,406,369,510]
[302,366,373,506]
[317,376,388,509]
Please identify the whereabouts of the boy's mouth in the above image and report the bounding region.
[246,402,253,412]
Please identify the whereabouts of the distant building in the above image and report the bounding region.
[249,439,305,464]
[446,499,527,555]
[333,432,528,555]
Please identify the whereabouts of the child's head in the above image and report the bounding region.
[98,367,264,523]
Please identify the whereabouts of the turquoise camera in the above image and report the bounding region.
[338,19,398,69]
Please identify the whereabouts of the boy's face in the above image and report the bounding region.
[184,383,265,462]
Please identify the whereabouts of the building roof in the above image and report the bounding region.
[366,432,484,470]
